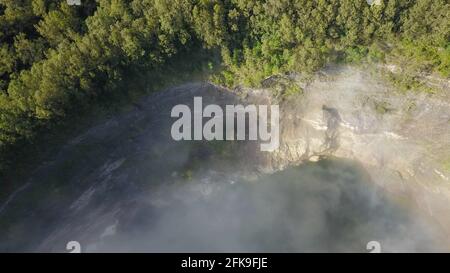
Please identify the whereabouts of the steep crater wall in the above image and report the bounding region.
[243,67,450,239]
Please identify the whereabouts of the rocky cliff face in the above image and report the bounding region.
[0,66,448,252]
[241,66,450,239]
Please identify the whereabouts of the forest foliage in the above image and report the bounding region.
[0,0,449,173]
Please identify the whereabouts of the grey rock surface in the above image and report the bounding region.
[0,67,449,252]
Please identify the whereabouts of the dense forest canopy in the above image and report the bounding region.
[0,0,449,174]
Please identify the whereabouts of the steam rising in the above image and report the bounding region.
[0,69,448,253]
[85,160,443,252]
